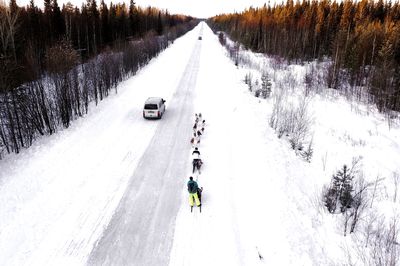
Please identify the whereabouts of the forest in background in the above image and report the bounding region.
[208,0,400,113]
[1,0,194,88]
[0,0,198,157]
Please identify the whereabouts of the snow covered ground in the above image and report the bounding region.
[0,21,399,265]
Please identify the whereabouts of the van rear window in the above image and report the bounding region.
[144,104,158,110]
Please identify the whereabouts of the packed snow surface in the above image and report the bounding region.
[0,22,399,265]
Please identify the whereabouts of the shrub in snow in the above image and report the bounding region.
[323,158,376,236]
[218,32,226,46]
[253,79,260,95]
[354,214,400,265]
[46,39,80,128]
[260,72,272,98]
[347,176,370,234]
[244,72,253,92]
[269,87,286,135]
[250,72,272,98]
[300,139,313,162]
[222,37,239,66]
[290,138,303,151]
[270,92,312,153]
[351,213,400,265]
[393,172,399,203]
[368,216,399,265]
[289,99,311,151]
[324,164,354,214]
[323,184,338,213]
[0,149,3,160]
[244,72,250,85]
[285,72,298,93]
[304,68,315,96]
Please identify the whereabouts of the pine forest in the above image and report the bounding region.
[208,0,400,113]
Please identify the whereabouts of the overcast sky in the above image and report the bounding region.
[15,0,274,18]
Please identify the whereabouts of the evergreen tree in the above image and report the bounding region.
[99,0,110,45]
[52,0,65,38]
[156,11,162,35]
[128,0,137,37]
[260,72,271,98]
[325,165,355,213]
[84,0,99,54]
[43,0,52,40]
[9,0,18,15]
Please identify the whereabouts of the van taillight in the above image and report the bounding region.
[158,111,160,116]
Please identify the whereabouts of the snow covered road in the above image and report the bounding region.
[88,32,201,265]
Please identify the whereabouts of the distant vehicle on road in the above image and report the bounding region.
[143,97,166,119]
[198,36,202,40]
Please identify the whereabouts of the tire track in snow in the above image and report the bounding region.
[87,37,202,266]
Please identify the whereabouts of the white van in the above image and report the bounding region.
[143,97,166,119]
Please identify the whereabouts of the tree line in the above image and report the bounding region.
[0,0,198,157]
[1,0,195,87]
[208,0,400,113]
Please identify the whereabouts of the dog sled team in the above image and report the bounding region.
[187,113,205,212]
[190,113,205,149]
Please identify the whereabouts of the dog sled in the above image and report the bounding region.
[192,158,203,174]
[191,187,203,213]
